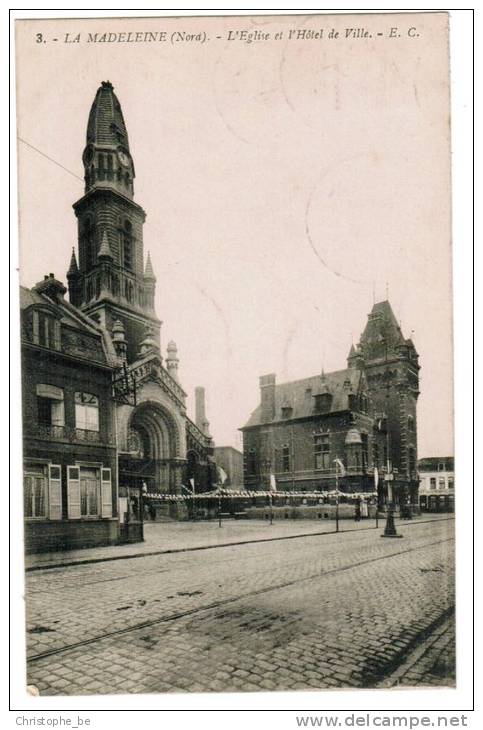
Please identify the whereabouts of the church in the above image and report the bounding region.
[21,81,215,552]
[241,300,420,511]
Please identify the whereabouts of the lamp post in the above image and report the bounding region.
[381,473,402,538]
[334,459,340,533]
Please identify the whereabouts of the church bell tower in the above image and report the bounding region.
[68,81,161,363]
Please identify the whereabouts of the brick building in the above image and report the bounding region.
[21,81,215,549]
[213,446,244,489]
[21,277,119,553]
[241,301,420,509]
[418,457,454,512]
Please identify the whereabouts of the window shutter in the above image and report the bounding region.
[101,468,112,518]
[67,466,81,519]
[48,465,62,520]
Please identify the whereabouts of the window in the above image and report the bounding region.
[438,478,446,490]
[36,384,64,428]
[80,467,100,517]
[448,477,454,490]
[373,442,379,467]
[24,463,62,520]
[281,406,293,420]
[314,434,330,470]
[408,447,416,474]
[24,465,47,518]
[247,449,257,476]
[32,312,61,350]
[282,446,291,473]
[407,416,415,432]
[430,477,436,490]
[66,465,112,519]
[75,392,99,432]
[122,220,133,270]
[438,462,444,471]
[83,218,95,269]
[361,433,369,471]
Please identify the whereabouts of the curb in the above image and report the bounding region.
[25,516,454,573]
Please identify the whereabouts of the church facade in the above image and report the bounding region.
[241,301,420,510]
[21,81,215,552]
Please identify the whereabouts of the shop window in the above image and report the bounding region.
[314,434,330,470]
[75,392,99,431]
[36,384,64,428]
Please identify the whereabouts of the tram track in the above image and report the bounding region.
[27,535,454,665]
[26,516,454,574]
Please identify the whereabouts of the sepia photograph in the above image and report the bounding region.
[13,10,461,703]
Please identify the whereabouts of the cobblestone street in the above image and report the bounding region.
[25,517,455,695]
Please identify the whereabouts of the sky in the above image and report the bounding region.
[15,13,453,457]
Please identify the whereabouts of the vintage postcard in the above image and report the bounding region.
[14,12,455,698]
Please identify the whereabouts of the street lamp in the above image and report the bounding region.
[381,473,402,538]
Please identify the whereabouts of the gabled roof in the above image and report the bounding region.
[243,368,364,429]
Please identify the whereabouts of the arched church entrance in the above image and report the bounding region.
[119,401,181,497]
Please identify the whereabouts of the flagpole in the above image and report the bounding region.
[335,458,339,533]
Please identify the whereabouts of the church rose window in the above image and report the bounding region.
[75,392,99,431]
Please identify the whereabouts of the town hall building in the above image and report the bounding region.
[241,301,420,511]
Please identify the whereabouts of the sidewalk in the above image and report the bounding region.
[25,514,453,571]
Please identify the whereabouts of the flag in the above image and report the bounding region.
[217,466,228,485]
[269,473,277,492]
[334,458,346,477]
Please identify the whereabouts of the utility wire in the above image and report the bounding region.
[17,137,84,182]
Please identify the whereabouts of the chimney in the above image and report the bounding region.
[195,386,210,435]
[259,373,276,422]
[34,273,67,303]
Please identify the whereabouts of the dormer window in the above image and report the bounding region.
[314,392,332,413]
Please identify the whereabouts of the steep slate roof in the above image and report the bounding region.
[243,368,363,429]
[86,81,129,149]
[20,284,118,367]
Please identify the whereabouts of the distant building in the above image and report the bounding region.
[418,457,454,512]
[241,301,420,509]
[214,446,244,488]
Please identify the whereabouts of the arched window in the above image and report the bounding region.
[121,220,133,270]
[83,218,95,269]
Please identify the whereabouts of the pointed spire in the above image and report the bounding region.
[348,343,357,358]
[67,248,79,277]
[98,230,113,260]
[144,251,156,281]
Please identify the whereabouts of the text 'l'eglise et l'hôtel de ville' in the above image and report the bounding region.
[21,81,216,553]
